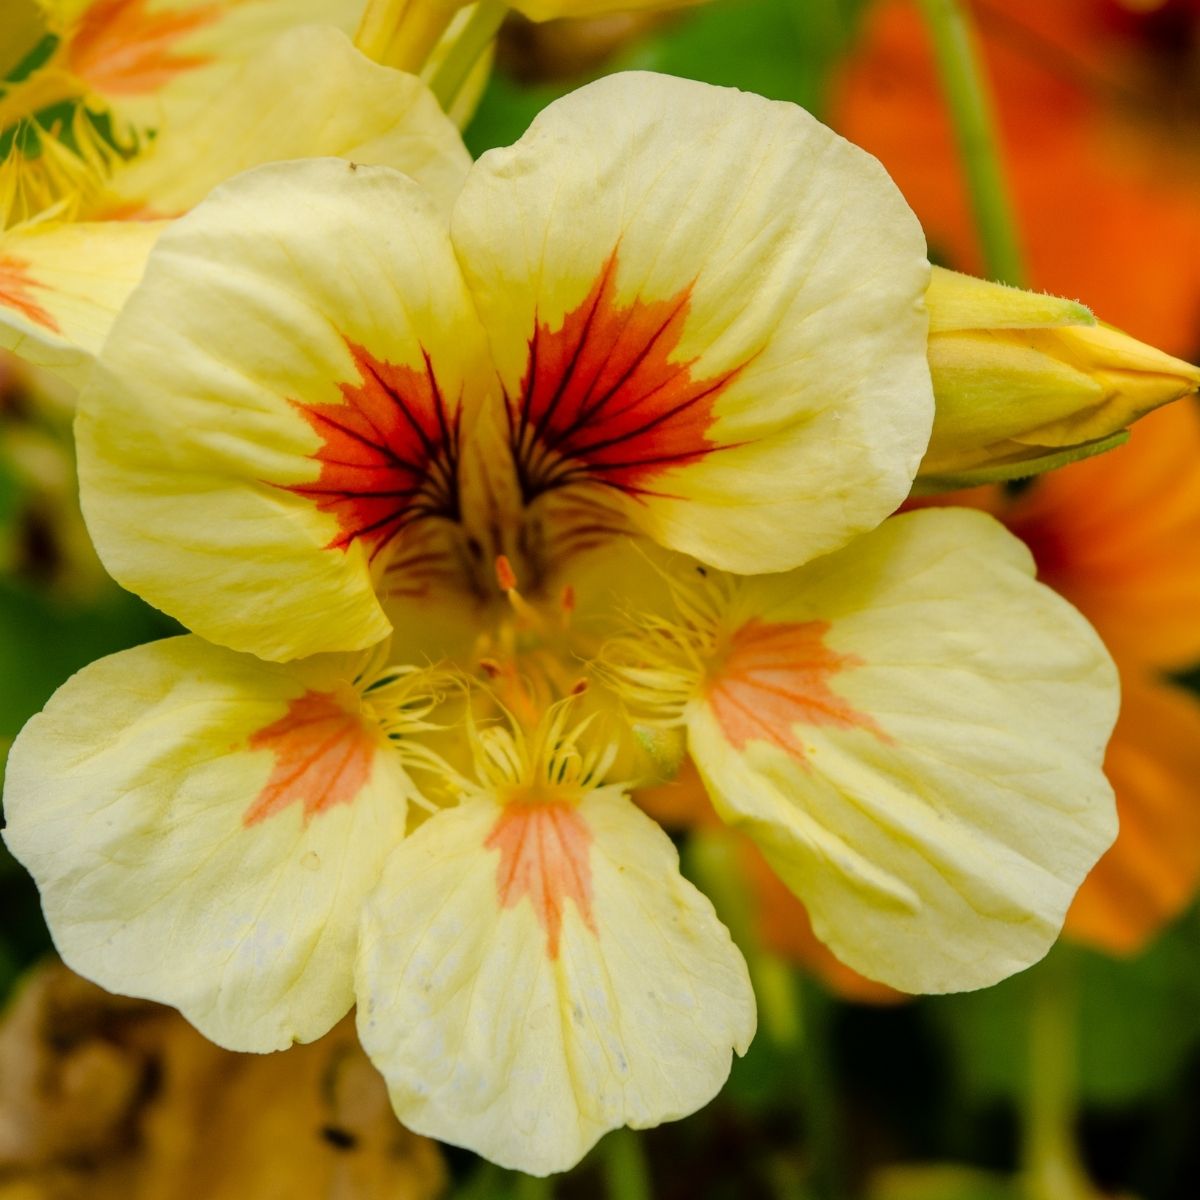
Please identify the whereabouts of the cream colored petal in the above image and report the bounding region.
[685,509,1118,993]
[1,635,414,1051]
[77,157,493,661]
[356,789,754,1175]
[99,27,469,219]
[451,71,932,575]
[0,219,165,385]
[57,0,367,132]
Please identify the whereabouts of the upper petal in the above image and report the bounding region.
[450,71,933,574]
[1,634,417,1051]
[355,788,755,1175]
[77,157,493,661]
[682,508,1118,993]
[98,26,470,219]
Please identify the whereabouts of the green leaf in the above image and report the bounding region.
[929,919,1200,1108]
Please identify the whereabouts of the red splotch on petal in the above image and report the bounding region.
[509,250,746,502]
[286,340,460,561]
[244,690,377,827]
[68,0,221,97]
[485,801,597,958]
[0,256,59,332]
[709,618,886,764]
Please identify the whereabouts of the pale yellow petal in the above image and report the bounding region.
[2,635,414,1051]
[77,157,493,661]
[451,71,932,574]
[98,26,469,219]
[0,219,164,384]
[58,0,367,132]
[356,789,754,1175]
[684,509,1117,993]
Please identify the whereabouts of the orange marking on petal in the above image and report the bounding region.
[285,340,460,560]
[485,801,597,958]
[93,199,176,222]
[244,690,377,827]
[67,0,221,97]
[510,249,747,502]
[0,256,59,333]
[709,618,887,764]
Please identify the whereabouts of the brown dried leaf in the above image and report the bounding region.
[0,961,445,1200]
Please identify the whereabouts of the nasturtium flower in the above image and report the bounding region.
[3,73,1119,1173]
[0,1,470,383]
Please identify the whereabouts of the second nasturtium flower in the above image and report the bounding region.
[0,0,473,383]
[4,73,1119,1173]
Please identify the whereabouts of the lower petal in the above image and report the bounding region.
[355,789,754,1175]
[2,635,415,1051]
[685,508,1118,994]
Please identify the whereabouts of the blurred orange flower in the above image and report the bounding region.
[833,0,1200,356]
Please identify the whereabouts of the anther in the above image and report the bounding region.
[495,555,518,592]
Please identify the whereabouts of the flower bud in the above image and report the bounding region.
[917,266,1200,491]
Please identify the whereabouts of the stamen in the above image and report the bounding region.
[599,561,736,725]
[465,697,619,799]
[495,553,517,592]
[0,108,121,229]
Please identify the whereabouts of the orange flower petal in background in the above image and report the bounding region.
[1001,399,1200,672]
[947,402,1200,956]
[834,0,1200,356]
[1067,669,1200,954]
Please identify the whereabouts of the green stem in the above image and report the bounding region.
[683,831,801,1047]
[514,1172,554,1200]
[602,1128,653,1200]
[914,0,1025,286]
[798,976,844,1200]
[1021,951,1091,1200]
[428,0,507,115]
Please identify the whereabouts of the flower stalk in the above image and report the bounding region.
[914,0,1024,287]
